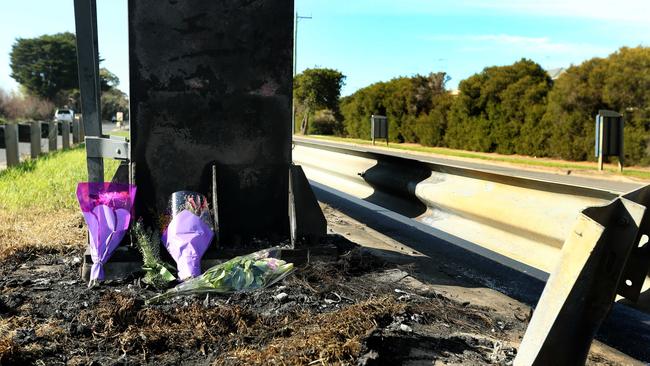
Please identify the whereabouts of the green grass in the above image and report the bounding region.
[0,146,120,211]
[0,128,128,211]
[110,130,129,138]
[304,135,650,180]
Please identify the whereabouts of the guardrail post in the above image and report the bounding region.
[48,121,58,152]
[30,121,41,158]
[515,196,646,365]
[62,121,71,150]
[4,123,19,167]
[72,119,80,144]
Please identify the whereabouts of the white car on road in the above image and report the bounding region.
[53,109,74,123]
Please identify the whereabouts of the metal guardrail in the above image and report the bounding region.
[0,119,84,168]
[294,137,650,363]
[292,138,650,311]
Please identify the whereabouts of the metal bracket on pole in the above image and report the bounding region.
[289,164,327,247]
[85,136,130,161]
[515,185,650,366]
[617,186,650,301]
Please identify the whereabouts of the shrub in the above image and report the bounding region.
[0,91,54,121]
[309,109,338,135]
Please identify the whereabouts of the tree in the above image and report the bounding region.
[10,32,122,114]
[10,32,78,101]
[445,59,552,155]
[543,58,608,161]
[99,68,128,121]
[100,68,120,92]
[293,68,346,135]
[414,92,454,147]
[544,46,650,165]
[340,72,450,142]
[101,88,129,122]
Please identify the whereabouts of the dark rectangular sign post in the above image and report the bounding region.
[371,115,388,146]
[129,0,294,246]
[595,110,624,172]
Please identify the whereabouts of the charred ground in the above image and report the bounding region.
[0,236,628,366]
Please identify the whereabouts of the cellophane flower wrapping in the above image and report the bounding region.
[163,191,214,280]
[76,182,136,283]
[148,247,294,304]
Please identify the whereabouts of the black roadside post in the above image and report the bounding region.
[4,124,19,167]
[72,118,80,144]
[62,121,71,150]
[48,121,57,152]
[595,110,624,173]
[30,121,41,158]
[371,115,388,146]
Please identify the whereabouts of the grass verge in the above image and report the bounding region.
[304,135,650,180]
[0,146,119,260]
[109,129,129,138]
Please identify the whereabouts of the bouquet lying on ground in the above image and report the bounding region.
[147,247,294,304]
[131,220,176,289]
[76,182,136,287]
[163,191,215,280]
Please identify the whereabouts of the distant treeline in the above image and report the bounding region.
[298,46,650,165]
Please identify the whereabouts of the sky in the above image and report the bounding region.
[0,0,649,97]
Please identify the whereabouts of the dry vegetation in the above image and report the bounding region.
[0,88,54,122]
[0,250,524,365]
[0,209,85,262]
[0,148,118,261]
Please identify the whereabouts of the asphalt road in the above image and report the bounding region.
[294,136,645,194]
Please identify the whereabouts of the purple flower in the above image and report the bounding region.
[266,258,279,270]
[164,209,214,280]
[83,205,131,281]
[77,183,136,284]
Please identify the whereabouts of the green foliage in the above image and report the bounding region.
[100,68,120,92]
[10,32,123,116]
[309,109,340,135]
[445,59,552,155]
[294,68,346,134]
[341,72,450,142]
[10,33,79,101]
[131,221,176,289]
[415,93,454,147]
[101,88,129,121]
[543,58,607,161]
[338,48,650,165]
[148,248,294,303]
[544,47,650,165]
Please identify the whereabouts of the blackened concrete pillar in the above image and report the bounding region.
[129,0,293,245]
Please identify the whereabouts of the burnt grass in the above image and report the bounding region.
[0,241,523,366]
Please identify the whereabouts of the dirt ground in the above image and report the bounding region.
[0,205,642,365]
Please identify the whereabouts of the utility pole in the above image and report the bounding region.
[292,13,312,135]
